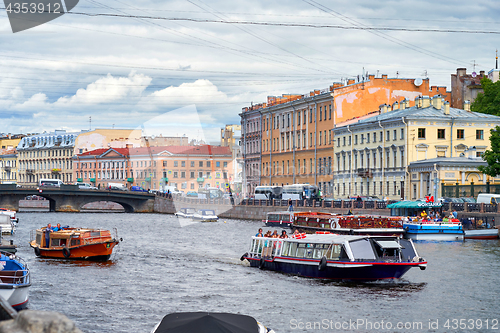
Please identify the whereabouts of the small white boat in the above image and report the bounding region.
[192,209,218,222]
[174,208,196,218]
[0,251,30,310]
[0,215,15,235]
[0,208,18,224]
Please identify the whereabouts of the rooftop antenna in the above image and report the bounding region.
[89,116,91,131]
[496,49,498,69]
[471,60,477,77]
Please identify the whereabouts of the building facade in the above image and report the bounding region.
[332,95,500,200]
[0,150,17,184]
[17,130,81,185]
[240,74,449,196]
[221,125,243,193]
[73,145,234,192]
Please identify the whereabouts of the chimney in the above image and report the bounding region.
[415,96,422,108]
[432,95,442,110]
[392,101,399,111]
[444,101,450,115]
[457,68,467,77]
[480,71,485,77]
[422,96,431,108]
[379,104,389,113]
[464,100,471,111]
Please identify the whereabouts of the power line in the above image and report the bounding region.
[54,11,500,35]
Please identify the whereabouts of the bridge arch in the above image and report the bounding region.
[78,198,134,213]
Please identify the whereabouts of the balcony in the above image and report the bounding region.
[51,168,62,174]
[3,166,11,171]
[357,168,373,178]
[26,169,35,174]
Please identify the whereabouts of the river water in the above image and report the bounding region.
[10,212,500,332]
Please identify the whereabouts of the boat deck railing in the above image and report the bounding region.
[0,252,30,285]
[248,237,284,259]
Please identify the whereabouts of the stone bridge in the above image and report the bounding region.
[0,184,155,213]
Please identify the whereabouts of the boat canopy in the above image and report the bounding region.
[374,240,402,249]
[386,201,442,209]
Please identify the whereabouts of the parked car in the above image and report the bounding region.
[131,186,148,192]
[75,182,97,190]
[186,191,198,197]
[461,197,476,203]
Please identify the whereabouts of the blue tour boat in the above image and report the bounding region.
[241,234,427,281]
[0,251,30,310]
[403,222,464,241]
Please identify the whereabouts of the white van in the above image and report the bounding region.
[476,193,500,204]
[39,179,63,188]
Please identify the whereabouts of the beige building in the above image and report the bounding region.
[74,129,142,155]
[0,134,25,151]
[332,95,500,200]
[17,130,81,185]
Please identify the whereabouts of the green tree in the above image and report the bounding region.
[478,126,500,176]
[471,77,500,115]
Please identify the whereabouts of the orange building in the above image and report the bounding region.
[240,74,451,196]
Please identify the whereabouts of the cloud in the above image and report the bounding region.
[54,71,152,106]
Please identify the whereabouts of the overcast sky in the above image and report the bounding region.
[0,0,499,143]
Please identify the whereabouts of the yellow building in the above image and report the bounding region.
[74,129,142,155]
[0,134,24,151]
[332,95,500,200]
[0,150,18,184]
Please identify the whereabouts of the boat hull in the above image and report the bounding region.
[464,229,499,239]
[404,223,464,241]
[31,241,118,260]
[245,257,423,281]
[0,284,29,310]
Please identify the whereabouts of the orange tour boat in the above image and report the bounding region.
[29,226,121,260]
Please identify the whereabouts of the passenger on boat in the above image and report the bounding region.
[271,230,279,238]
[256,228,264,237]
[443,216,449,222]
[44,223,53,248]
[264,231,272,237]
[279,230,288,239]
[288,199,293,212]
[421,210,427,219]
[292,229,300,236]
[52,223,62,232]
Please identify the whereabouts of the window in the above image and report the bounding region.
[343,137,346,146]
[354,135,358,145]
[418,128,426,139]
[199,161,203,167]
[174,161,178,167]
[310,109,313,123]
[216,161,220,167]
[457,129,464,139]
[181,171,186,178]
[380,131,383,142]
[319,132,322,145]
[319,106,322,121]
[190,161,195,167]
[173,171,178,178]
[223,162,228,168]
[303,110,306,124]
[310,133,313,147]
[437,129,445,139]
[361,134,364,144]
[386,130,390,141]
[373,132,376,142]
[476,130,484,140]
[393,129,397,141]
[207,161,211,167]
[400,128,404,140]
[297,112,300,124]
[366,133,370,143]
[348,136,351,145]
[181,161,186,167]
[329,105,332,120]
[190,172,195,178]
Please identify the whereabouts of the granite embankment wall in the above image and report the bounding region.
[153,197,392,220]
[18,200,124,212]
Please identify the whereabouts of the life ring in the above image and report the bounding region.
[240,252,248,261]
[259,258,265,270]
[318,256,327,271]
[34,247,41,257]
[330,221,337,229]
[62,247,71,258]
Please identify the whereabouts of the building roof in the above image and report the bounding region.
[76,148,130,157]
[355,104,500,125]
[408,156,487,167]
[76,145,232,158]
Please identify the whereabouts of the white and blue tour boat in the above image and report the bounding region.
[241,234,427,281]
[0,251,30,310]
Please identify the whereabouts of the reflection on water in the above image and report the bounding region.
[12,213,500,333]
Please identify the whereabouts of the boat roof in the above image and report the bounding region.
[256,234,396,244]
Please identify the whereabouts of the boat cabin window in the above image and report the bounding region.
[349,239,376,260]
[305,243,315,258]
[286,242,298,257]
[268,214,279,221]
[312,244,328,259]
[281,242,290,256]
[398,239,417,261]
[296,243,307,257]
[325,244,343,260]
[36,233,42,246]
[373,240,401,260]
[70,238,81,246]
[50,238,67,247]
[90,231,101,238]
